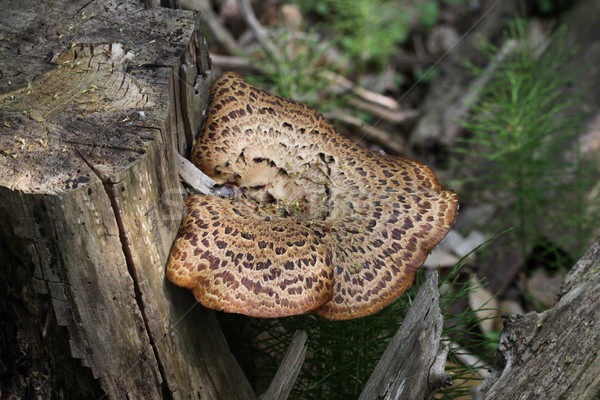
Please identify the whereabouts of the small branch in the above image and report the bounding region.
[210,54,261,72]
[259,330,308,400]
[446,339,490,379]
[176,152,216,195]
[185,0,248,58]
[324,72,418,126]
[325,72,401,111]
[237,0,283,66]
[455,39,518,123]
[324,110,405,155]
[347,97,419,125]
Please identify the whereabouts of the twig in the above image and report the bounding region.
[210,53,261,72]
[459,29,550,119]
[324,110,405,155]
[445,339,490,379]
[456,39,518,122]
[259,330,308,400]
[325,72,401,110]
[348,97,419,125]
[237,0,283,66]
[176,152,216,195]
[324,71,419,125]
[184,0,248,57]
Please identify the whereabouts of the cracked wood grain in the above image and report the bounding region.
[0,1,254,398]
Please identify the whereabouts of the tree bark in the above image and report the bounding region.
[0,1,255,398]
[474,240,600,399]
[359,272,451,400]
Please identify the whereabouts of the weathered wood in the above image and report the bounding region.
[474,240,600,399]
[176,152,216,194]
[259,330,308,400]
[359,272,451,400]
[0,1,255,398]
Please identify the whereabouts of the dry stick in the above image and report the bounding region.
[348,97,419,125]
[458,28,551,119]
[176,152,216,195]
[211,55,410,121]
[446,339,490,379]
[454,39,518,123]
[325,71,401,111]
[237,0,284,66]
[324,71,419,126]
[210,55,415,130]
[325,71,421,124]
[210,54,262,72]
[204,2,414,153]
[324,110,406,154]
[191,0,248,58]
[259,330,308,400]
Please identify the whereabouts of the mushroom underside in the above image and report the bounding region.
[166,72,458,320]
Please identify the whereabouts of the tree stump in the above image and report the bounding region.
[0,1,255,398]
[474,239,600,399]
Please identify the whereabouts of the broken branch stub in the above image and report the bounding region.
[167,72,458,320]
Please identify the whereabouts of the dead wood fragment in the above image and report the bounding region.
[259,330,308,400]
[184,0,248,57]
[324,110,405,155]
[177,152,216,195]
[359,272,451,400]
[474,240,600,399]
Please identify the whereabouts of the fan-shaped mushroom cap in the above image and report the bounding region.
[167,195,334,317]
[167,71,458,320]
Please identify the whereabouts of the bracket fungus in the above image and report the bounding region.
[167,72,458,320]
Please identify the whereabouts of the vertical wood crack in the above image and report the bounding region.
[75,148,173,399]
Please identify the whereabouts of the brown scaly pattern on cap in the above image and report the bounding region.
[168,71,458,320]
[167,195,334,318]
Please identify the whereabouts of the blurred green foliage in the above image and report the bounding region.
[290,0,450,70]
[453,19,595,267]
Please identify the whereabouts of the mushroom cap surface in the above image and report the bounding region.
[166,195,334,317]
[167,71,458,320]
